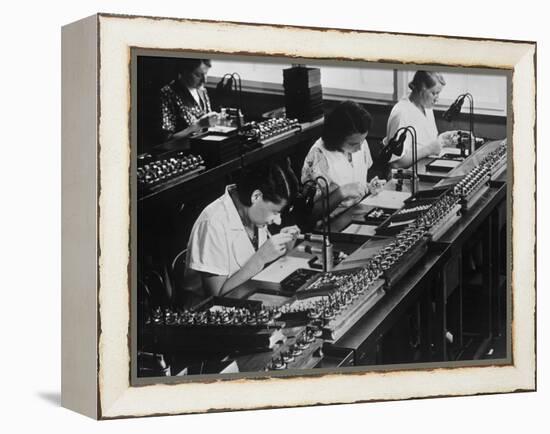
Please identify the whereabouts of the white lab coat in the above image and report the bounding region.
[183,185,270,298]
[384,98,439,165]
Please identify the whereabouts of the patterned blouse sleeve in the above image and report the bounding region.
[160,86,178,135]
[301,146,335,200]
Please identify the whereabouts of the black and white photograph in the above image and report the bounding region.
[134,54,510,379]
[2,0,545,428]
[56,10,538,422]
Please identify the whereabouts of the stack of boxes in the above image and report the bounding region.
[283,66,323,122]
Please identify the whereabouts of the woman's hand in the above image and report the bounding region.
[197,112,219,129]
[340,182,368,201]
[168,112,219,141]
[367,176,387,196]
[426,139,443,156]
[438,130,460,147]
[257,232,295,264]
[279,225,301,251]
[280,225,301,238]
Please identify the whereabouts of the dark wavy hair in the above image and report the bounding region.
[322,101,372,151]
[177,58,212,75]
[408,71,446,92]
[236,159,299,207]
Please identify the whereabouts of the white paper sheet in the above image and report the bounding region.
[247,292,290,307]
[437,147,462,157]
[208,125,237,134]
[360,190,411,209]
[201,134,227,141]
[430,159,461,169]
[341,224,378,236]
[252,256,313,284]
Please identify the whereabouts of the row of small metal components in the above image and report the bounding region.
[395,204,432,215]
[149,306,281,327]
[484,141,507,168]
[453,141,507,198]
[413,193,460,228]
[240,118,300,141]
[453,165,491,198]
[267,329,320,371]
[280,266,382,316]
[137,154,204,186]
[280,255,395,322]
[482,142,507,175]
[371,227,427,269]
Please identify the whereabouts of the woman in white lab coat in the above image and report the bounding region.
[301,100,385,218]
[183,162,300,301]
[385,71,459,168]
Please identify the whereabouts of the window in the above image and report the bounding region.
[208,59,394,102]
[207,59,507,116]
[399,70,507,115]
[207,59,292,94]
[308,63,394,102]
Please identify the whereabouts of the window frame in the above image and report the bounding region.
[206,68,507,116]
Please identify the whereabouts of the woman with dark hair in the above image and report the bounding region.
[384,71,459,168]
[183,161,300,299]
[301,100,385,217]
[159,58,219,141]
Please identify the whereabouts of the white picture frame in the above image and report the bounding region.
[61,13,536,419]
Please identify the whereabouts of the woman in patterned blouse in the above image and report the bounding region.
[159,58,219,141]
